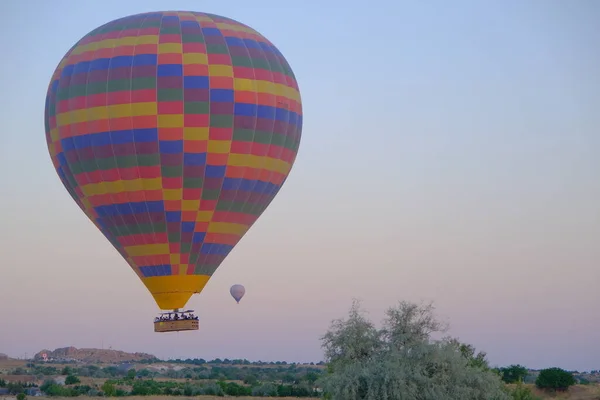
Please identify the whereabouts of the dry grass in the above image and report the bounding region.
[2,397,319,400]
[0,360,27,371]
[24,388,600,400]
[507,383,600,400]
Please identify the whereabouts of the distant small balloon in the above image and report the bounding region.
[230,284,246,304]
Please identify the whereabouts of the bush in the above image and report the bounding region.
[508,381,542,400]
[243,374,258,385]
[101,381,116,397]
[217,381,251,396]
[200,382,224,396]
[319,299,511,400]
[65,375,80,385]
[16,393,26,400]
[499,365,529,384]
[252,382,278,396]
[535,367,575,391]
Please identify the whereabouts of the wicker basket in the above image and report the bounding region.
[154,319,199,332]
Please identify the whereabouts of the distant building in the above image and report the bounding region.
[0,388,10,395]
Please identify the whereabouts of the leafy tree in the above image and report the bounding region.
[446,338,490,370]
[16,393,26,400]
[61,367,72,376]
[243,374,258,385]
[577,376,590,385]
[319,299,510,400]
[200,382,224,396]
[535,367,575,391]
[101,381,116,397]
[7,382,26,395]
[64,375,80,385]
[126,368,136,380]
[305,371,320,384]
[498,365,529,384]
[252,382,278,396]
[137,369,152,378]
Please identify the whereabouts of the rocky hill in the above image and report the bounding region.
[33,347,157,363]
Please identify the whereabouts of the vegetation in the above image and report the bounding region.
[506,381,542,400]
[535,367,576,391]
[1,300,598,399]
[318,299,511,400]
[497,365,530,384]
[65,375,81,385]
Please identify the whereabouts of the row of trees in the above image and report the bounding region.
[494,364,577,390]
[155,358,325,366]
[14,363,323,384]
[36,377,319,398]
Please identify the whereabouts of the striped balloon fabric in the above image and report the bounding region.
[44,11,302,310]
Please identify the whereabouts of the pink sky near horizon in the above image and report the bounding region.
[0,0,599,372]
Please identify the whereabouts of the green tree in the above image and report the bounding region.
[16,393,26,400]
[64,375,80,385]
[499,365,529,384]
[535,367,575,391]
[126,368,136,380]
[243,374,258,385]
[446,338,490,370]
[101,381,116,397]
[319,299,511,400]
[305,371,320,384]
[61,367,72,375]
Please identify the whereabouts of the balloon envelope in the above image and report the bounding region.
[230,284,246,303]
[44,11,302,311]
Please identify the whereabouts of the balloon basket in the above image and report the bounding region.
[154,310,199,332]
[154,319,199,333]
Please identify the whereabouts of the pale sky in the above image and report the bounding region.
[0,0,598,371]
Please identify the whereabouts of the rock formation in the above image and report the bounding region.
[33,347,157,363]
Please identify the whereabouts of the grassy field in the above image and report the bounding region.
[0,386,599,400]
[2,359,599,400]
[0,397,320,400]
[2,389,600,400]
[508,383,600,400]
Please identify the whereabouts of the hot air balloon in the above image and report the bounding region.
[44,11,302,333]
[230,284,246,303]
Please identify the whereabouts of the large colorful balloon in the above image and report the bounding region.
[44,11,302,311]
[230,284,246,303]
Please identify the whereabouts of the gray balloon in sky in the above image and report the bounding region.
[230,284,246,304]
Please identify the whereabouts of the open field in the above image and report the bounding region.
[1,389,600,400]
[2,358,599,399]
[508,384,600,400]
[1,397,320,400]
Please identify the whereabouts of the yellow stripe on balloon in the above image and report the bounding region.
[56,103,158,126]
[227,154,291,175]
[208,222,248,235]
[80,178,162,197]
[71,35,159,56]
[125,243,169,257]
